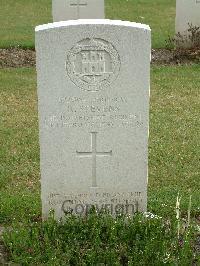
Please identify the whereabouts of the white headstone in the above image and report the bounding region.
[35,20,151,219]
[176,0,200,34]
[52,0,105,21]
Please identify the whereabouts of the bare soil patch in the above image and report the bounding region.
[0,48,35,68]
[0,48,199,69]
[152,48,200,65]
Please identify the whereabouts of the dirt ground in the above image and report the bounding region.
[0,47,199,68]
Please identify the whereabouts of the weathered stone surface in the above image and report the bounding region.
[35,20,151,219]
[52,0,104,21]
[176,0,200,34]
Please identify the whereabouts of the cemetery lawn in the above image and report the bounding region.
[3,212,199,265]
[0,0,175,49]
[0,65,199,264]
[0,65,199,225]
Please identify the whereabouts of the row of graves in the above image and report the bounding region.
[52,0,200,36]
[36,0,200,219]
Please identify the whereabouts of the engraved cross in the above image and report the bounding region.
[70,0,87,19]
[76,132,112,187]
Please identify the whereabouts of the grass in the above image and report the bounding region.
[106,0,175,48]
[0,68,40,224]
[149,64,200,218]
[0,1,199,264]
[0,66,199,263]
[0,65,199,227]
[0,0,51,48]
[0,0,175,48]
[3,212,199,265]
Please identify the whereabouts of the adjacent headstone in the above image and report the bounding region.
[176,0,200,35]
[35,20,151,219]
[52,0,105,21]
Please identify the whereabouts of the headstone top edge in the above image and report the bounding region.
[35,19,151,32]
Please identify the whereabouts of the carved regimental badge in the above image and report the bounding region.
[66,38,120,91]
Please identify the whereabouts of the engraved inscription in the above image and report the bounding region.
[76,132,112,187]
[48,191,143,205]
[66,38,121,91]
[70,0,87,19]
[48,191,144,215]
[43,96,144,129]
